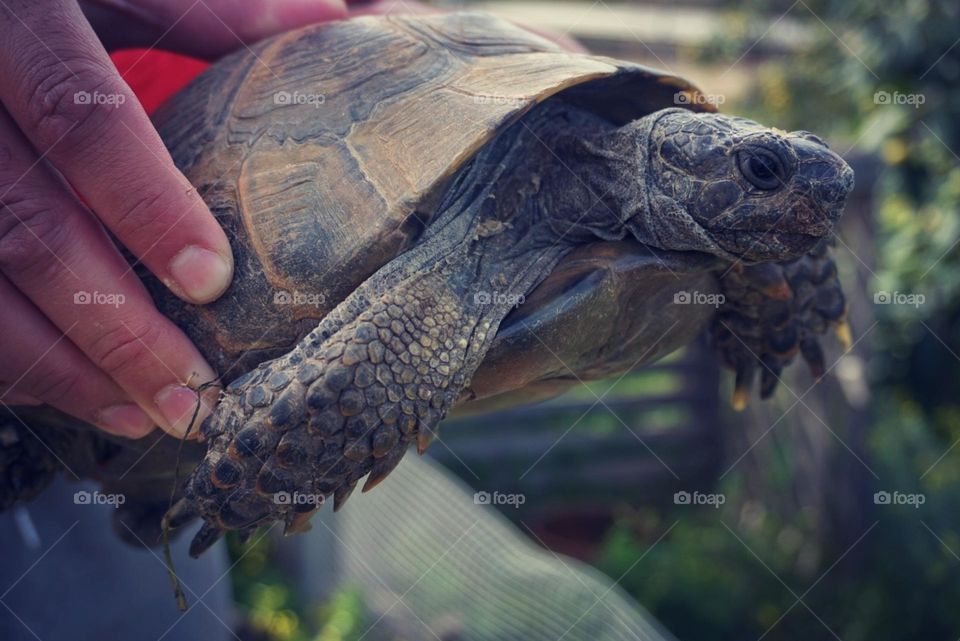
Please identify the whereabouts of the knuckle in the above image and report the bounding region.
[88,320,165,377]
[19,56,122,151]
[110,188,177,239]
[25,362,86,405]
[0,189,74,279]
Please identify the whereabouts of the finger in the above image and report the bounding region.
[0,107,216,438]
[82,0,348,57]
[0,275,154,437]
[0,386,42,406]
[0,0,233,304]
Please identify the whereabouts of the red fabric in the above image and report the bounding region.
[111,49,209,115]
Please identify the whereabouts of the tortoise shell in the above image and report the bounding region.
[148,11,719,401]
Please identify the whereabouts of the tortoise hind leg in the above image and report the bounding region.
[710,240,849,408]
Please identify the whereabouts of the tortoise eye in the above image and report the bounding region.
[738,148,784,190]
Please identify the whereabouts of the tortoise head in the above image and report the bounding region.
[642,108,854,262]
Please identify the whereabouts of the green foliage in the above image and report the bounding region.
[314,588,367,641]
[227,532,310,641]
[600,399,960,641]
[227,532,369,641]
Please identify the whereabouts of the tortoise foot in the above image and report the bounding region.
[710,240,848,408]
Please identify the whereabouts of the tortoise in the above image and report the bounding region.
[0,12,853,556]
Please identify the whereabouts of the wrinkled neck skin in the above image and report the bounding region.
[537,107,736,261]
[376,104,721,384]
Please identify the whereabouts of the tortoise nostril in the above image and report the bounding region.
[827,164,855,204]
[794,131,829,148]
[841,164,855,193]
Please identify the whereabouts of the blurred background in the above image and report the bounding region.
[223,1,960,640]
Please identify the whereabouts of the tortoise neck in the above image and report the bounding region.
[557,114,667,244]
[555,110,734,259]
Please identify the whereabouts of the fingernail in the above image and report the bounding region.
[98,404,154,438]
[168,246,232,303]
[156,384,213,438]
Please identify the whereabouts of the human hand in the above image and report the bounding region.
[0,0,347,438]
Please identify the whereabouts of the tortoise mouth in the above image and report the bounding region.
[712,228,828,262]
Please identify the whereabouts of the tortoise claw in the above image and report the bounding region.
[834,321,853,350]
[284,510,317,536]
[189,521,225,558]
[362,448,405,493]
[731,386,749,412]
[163,498,197,530]
[759,359,783,399]
[237,527,257,545]
[800,339,826,379]
[416,426,437,454]
[731,365,754,411]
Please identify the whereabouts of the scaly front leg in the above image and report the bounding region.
[173,212,568,556]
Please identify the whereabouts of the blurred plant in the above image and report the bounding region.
[227,532,369,641]
[314,588,366,641]
[601,392,960,641]
[228,532,310,641]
